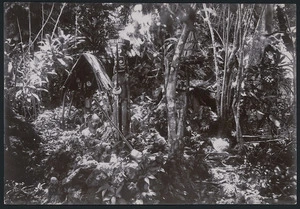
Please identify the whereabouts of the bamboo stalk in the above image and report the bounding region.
[75,5,78,48]
[203,3,220,115]
[51,3,67,39]
[16,18,24,53]
[232,5,253,145]
[28,3,32,53]
[15,17,24,89]
[220,5,230,118]
[41,3,44,40]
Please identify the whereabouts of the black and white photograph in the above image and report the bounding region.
[4,2,297,204]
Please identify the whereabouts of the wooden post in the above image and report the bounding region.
[112,39,130,138]
[61,90,68,130]
[112,83,120,139]
[119,70,129,136]
[119,39,130,136]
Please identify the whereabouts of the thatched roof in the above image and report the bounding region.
[62,53,112,95]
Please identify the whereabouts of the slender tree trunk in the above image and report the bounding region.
[204,4,234,137]
[28,3,32,55]
[16,18,24,53]
[176,89,187,139]
[51,3,67,39]
[232,6,243,143]
[75,5,78,48]
[232,5,252,145]
[119,71,129,136]
[218,4,243,137]
[166,23,190,155]
[41,3,44,40]
[112,55,120,139]
[232,47,244,144]
[203,3,220,116]
[220,5,230,119]
[232,61,244,144]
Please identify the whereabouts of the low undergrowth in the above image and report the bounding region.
[4,103,297,204]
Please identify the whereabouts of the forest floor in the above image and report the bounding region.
[4,104,297,204]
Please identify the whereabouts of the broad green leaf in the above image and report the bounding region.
[102,189,107,198]
[96,183,110,194]
[16,83,24,87]
[64,55,73,61]
[144,177,150,185]
[111,196,116,204]
[31,93,41,102]
[269,115,281,128]
[36,88,49,92]
[164,37,178,43]
[103,196,110,201]
[57,58,68,67]
[15,90,23,98]
[147,175,156,180]
[116,183,124,196]
[27,85,36,89]
[47,71,57,75]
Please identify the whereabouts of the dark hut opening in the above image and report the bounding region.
[63,53,112,96]
[61,53,112,128]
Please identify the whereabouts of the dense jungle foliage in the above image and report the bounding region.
[4,3,296,204]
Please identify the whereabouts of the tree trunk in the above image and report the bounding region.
[265,4,274,34]
[119,71,129,136]
[176,90,187,139]
[232,62,244,144]
[203,3,221,116]
[166,23,190,155]
[232,5,252,145]
[220,5,230,119]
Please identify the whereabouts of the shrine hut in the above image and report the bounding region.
[61,53,112,129]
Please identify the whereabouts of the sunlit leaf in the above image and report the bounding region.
[147,175,156,180]
[57,58,68,67]
[31,93,41,102]
[64,55,73,61]
[103,196,110,201]
[15,90,23,98]
[269,115,281,128]
[144,177,150,185]
[47,71,57,76]
[36,88,49,92]
[164,37,178,43]
[101,189,107,198]
[111,196,116,204]
[27,85,36,89]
